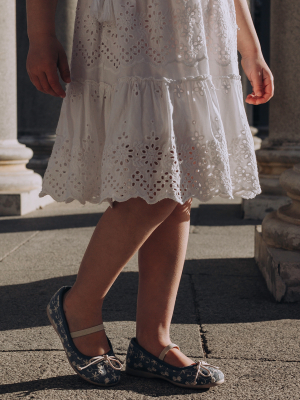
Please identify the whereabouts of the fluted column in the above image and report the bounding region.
[255,164,300,302]
[0,0,52,216]
[17,0,77,176]
[243,0,300,219]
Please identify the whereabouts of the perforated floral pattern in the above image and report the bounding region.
[126,338,224,387]
[40,0,261,206]
[71,0,239,71]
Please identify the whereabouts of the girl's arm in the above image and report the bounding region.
[234,0,274,105]
[26,0,71,98]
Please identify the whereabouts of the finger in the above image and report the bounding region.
[245,95,268,105]
[262,70,274,100]
[57,50,71,83]
[245,92,268,105]
[39,71,60,97]
[246,70,274,105]
[45,68,66,98]
[250,68,265,97]
[245,92,271,105]
[28,72,46,93]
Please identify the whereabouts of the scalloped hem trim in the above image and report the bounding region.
[39,188,261,209]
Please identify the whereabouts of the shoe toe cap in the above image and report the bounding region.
[210,368,224,383]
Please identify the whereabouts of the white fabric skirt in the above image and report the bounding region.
[39,0,261,207]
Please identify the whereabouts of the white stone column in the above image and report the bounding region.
[0,0,52,216]
[17,0,77,176]
[255,164,300,302]
[243,0,300,219]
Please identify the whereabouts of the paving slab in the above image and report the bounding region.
[1,196,299,399]
[0,228,93,274]
[186,226,256,259]
[1,353,299,400]
[192,272,300,361]
[0,199,108,221]
[0,273,202,357]
[0,268,79,287]
[0,231,39,261]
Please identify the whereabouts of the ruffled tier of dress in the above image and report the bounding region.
[39,73,261,207]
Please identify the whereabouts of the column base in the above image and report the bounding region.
[25,156,51,177]
[19,133,56,177]
[0,188,54,216]
[242,194,292,220]
[255,227,300,302]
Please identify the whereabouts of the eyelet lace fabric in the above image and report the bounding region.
[39,0,261,207]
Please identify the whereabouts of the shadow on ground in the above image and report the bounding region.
[0,203,261,234]
[0,213,104,234]
[0,372,210,397]
[0,271,196,331]
[190,204,261,226]
[1,259,299,332]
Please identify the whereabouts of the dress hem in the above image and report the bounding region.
[39,187,262,209]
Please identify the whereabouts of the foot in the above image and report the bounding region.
[63,288,110,357]
[126,337,224,389]
[136,337,195,368]
[164,347,196,367]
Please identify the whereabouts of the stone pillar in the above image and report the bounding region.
[0,0,56,215]
[243,0,300,220]
[17,0,77,176]
[0,0,52,216]
[255,164,300,302]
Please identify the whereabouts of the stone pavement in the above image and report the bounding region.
[0,197,299,399]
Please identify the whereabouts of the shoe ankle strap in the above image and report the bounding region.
[158,343,180,361]
[70,323,105,339]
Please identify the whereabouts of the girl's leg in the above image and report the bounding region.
[136,198,194,368]
[63,197,178,357]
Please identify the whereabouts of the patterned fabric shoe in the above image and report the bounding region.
[47,286,123,386]
[126,338,224,389]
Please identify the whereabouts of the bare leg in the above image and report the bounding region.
[136,198,194,367]
[63,197,178,356]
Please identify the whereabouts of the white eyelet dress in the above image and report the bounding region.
[39,0,261,207]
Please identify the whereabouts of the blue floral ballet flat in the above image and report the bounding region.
[47,286,123,386]
[126,338,224,389]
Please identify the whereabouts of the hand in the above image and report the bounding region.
[26,34,71,98]
[241,54,274,105]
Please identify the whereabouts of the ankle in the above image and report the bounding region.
[135,334,195,368]
[63,287,104,327]
[136,333,171,358]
